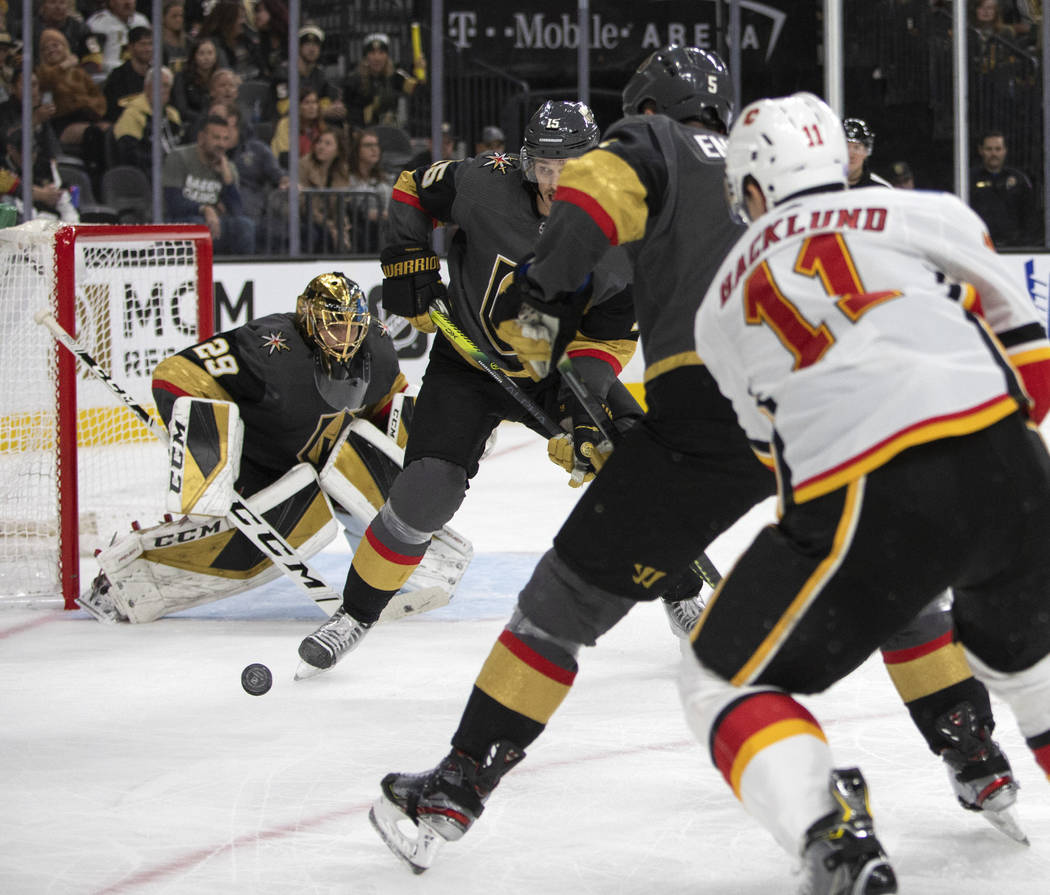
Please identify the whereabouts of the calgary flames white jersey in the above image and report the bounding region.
[695,187,1050,504]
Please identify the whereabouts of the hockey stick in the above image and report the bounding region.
[428,298,563,438]
[556,353,723,589]
[34,309,447,618]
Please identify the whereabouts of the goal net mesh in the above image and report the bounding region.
[0,221,211,607]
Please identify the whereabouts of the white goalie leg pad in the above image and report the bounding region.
[964,647,1050,740]
[100,464,337,623]
[166,397,244,517]
[385,391,415,449]
[320,419,474,604]
[318,417,404,525]
[678,651,834,856]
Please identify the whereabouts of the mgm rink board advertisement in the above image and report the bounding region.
[209,254,1050,393]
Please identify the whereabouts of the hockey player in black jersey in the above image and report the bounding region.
[370,47,1026,885]
[294,100,660,679]
[78,273,470,624]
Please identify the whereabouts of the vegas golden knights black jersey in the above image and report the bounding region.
[152,312,406,491]
[389,151,636,376]
[527,114,744,381]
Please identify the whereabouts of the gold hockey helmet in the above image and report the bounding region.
[296,272,371,369]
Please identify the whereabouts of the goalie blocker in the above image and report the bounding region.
[84,403,472,623]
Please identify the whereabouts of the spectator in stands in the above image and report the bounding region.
[112,64,180,171]
[86,0,150,76]
[207,65,240,115]
[0,70,58,151]
[474,124,505,155]
[346,127,391,253]
[102,23,151,122]
[270,85,323,166]
[969,128,1041,246]
[36,27,107,149]
[197,0,260,81]
[161,0,188,72]
[0,32,19,103]
[343,31,418,129]
[171,35,217,135]
[34,0,103,75]
[971,0,1033,65]
[251,0,286,80]
[888,160,916,188]
[299,127,350,253]
[162,111,254,254]
[271,23,344,125]
[221,100,285,252]
[0,125,78,222]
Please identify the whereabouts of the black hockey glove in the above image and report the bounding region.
[494,258,592,382]
[547,391,613,488]
[380,243,447,332]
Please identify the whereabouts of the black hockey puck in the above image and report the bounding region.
[241,663,273,696]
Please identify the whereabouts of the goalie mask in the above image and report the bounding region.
[622,45,733,134]
[520,100,599,183]
[296,273,371,372]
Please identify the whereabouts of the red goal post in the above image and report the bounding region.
[0,222,213,609]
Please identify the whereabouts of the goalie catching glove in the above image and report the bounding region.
[380,243,447,333]
[493,259,592,381]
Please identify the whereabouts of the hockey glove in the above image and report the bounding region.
[547,393,613,488]
[494,260,592,381]
[380,244,447,330]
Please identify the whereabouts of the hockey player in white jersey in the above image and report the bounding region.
[683,93,1050,894]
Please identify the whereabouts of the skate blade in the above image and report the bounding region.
[369,795,444,874]
[75,596,121,625]
[981,803,1029,845]
[292,660,330,681]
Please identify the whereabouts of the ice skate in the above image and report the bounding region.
[294,608,371,680]
[799,767,897,895]
[663,594,705,638]
[370,740,525,873]
[76,572,126,624]
[936,701,1027,844]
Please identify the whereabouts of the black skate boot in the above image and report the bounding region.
[936,701,1027,843]
[294,608,371,679]
[800,767,897,895]
[369,740,525,873]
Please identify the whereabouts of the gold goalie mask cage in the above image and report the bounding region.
[296,273,371,370]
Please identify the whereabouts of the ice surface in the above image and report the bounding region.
[2,422,1049,894]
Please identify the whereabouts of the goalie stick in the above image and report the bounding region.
[556,353,723,590]
[33,309,446,620]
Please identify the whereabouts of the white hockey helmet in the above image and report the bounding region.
[725,92,848,222]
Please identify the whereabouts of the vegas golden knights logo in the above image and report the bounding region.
[632,564,666,589]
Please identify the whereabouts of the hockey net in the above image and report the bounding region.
[0,222,213,609]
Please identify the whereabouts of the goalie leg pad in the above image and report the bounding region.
[319,417,405,527]
[166,397,244,517]
[99,464,337,623]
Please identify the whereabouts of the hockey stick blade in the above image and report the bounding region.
[369,795,445,874]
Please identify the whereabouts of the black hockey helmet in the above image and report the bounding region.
[295,272,370,370]
[622,45,733,133]
[842,118,875,152]
[520,100,600,182]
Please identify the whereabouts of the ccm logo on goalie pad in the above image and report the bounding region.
[149,518,225,547]
[229,501,329,591]
[168,417,187,495]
